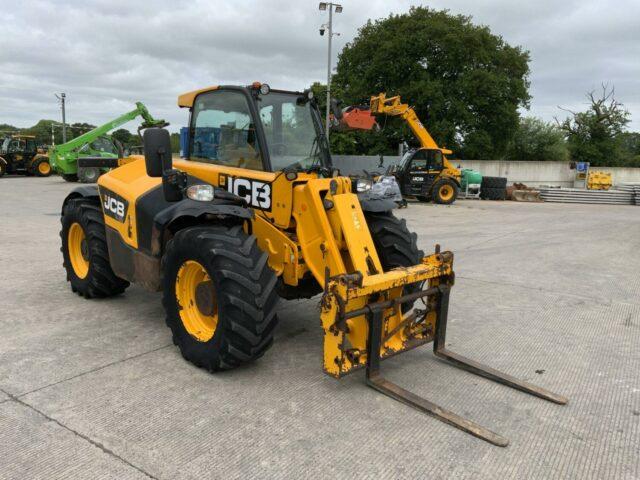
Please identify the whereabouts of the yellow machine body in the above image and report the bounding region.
[99,151,452,377]
[68,83,567,446]
[587,170,613,190]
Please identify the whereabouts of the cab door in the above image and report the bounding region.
[403,149,429,196]
[25,138,37,165]
[8,139,25,170]
[425,149,444,178]
[402,148,445,198]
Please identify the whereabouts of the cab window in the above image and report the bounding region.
[258,92,320,171]
[89,137,116,153]
[428,150,444,170]
[410,150,428,170]
[8,140,22,153]
[190,90,263,171]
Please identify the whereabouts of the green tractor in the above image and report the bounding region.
[49,102,166,183]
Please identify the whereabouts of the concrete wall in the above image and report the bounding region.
[331,155,640,187]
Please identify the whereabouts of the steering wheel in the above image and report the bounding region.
[270,142,288,156]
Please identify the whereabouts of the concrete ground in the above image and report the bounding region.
[1,175,638,480]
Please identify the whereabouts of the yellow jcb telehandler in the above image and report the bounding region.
[334,93,462,204]
[60,83,566,446]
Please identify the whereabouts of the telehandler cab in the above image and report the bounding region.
[0,134,51,177]
[60,83,566,446]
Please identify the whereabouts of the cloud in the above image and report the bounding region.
[1,0,638,132]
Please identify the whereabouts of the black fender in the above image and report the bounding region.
[149,199,253,255]
[61,185,100,213]
[359,196,397,213]
[358,192,397,213]
[433,175,461,188]
[132,175,251,256]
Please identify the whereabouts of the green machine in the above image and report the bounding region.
[49,102,166,183]
[460,168,483,198]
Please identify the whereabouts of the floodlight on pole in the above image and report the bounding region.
[318,3,342,139]
[55,93,67,143]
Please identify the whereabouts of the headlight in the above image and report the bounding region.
[186,184,214,201]
[356,179,373,192]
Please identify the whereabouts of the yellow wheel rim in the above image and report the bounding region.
[439,184,454,202]
[68,223,89,279]
[38,162,51,175]
[175,260,218,342]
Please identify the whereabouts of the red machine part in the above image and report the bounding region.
[332,106,378,131]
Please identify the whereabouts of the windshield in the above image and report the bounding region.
[258,92,327,171]
[78,137,116,154]
[400,150,414,169]
[0,138,9,154]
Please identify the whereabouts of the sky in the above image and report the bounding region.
[1,0,639,132]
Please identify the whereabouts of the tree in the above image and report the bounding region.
[0,123,19,134]
[111,128,134,147]
[557,84,631,166]
[616,132,640,166]
[506,117,568,161]
[170,132,180,154]
[331,7,530,158]
[22,120,63,145]
[70,122,96,137]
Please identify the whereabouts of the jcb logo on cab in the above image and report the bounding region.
[221,175,272,211]
[99,187,128,222]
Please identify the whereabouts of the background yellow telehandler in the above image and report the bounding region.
[334,93,462,204]
[60,82,566,446]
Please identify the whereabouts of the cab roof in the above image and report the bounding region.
[178,86,219,108]
[177,83,305,108]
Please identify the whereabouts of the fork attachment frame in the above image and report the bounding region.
[364,284,568,447]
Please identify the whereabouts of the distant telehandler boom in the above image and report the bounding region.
[49,102,166,183]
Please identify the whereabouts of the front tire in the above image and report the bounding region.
[32,157,52,177]
[432,178,458,204]
[162,225,279,372]
[365,211,424,311]
[60,198,130,298]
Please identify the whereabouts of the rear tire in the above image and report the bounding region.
[32,157,52,177]
[480,186,506,200]
[78,167,101,183]
[365,211,424,312]
[162,225,279,372]
[60,198,130,298]
[481,176,507,189]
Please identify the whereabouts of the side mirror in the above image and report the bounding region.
[143,128,172,177]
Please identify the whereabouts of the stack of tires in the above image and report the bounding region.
[480,176,507,200]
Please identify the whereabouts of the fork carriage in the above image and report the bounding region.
[321,248,567,447]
